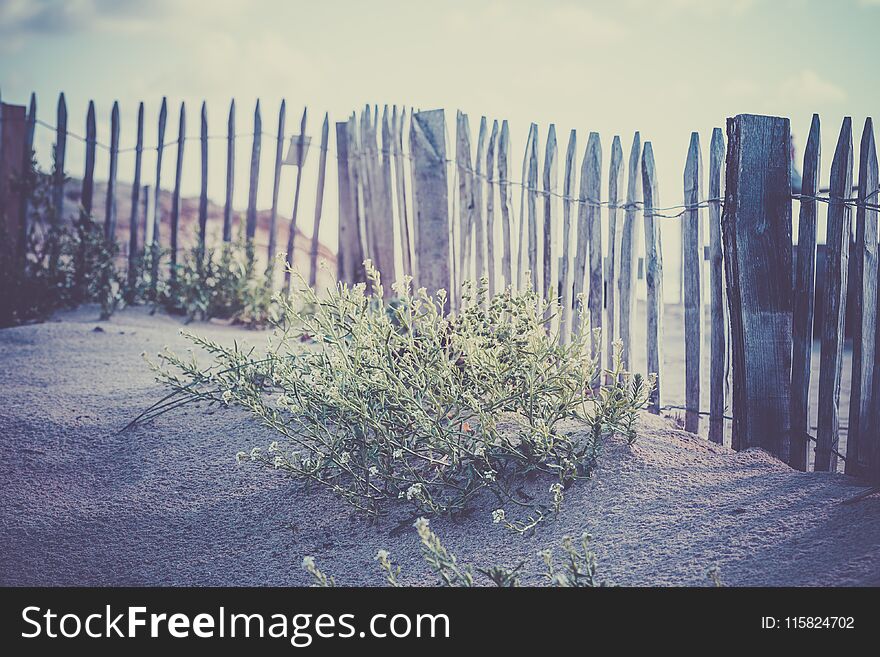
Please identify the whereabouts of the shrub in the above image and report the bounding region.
[148,263,652,522]
[160,238,276,327]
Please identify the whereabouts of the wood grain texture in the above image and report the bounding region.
[572,135,590,337]
[542,124,558,308]
[516,125,534,290]
[169,102,185,280]
[845,118,878,475]
[245,100,261,242]
[128,102,144,294]
[268,100,286,267]
[410,109,451,306]
[104,101,120,242]
[722,114,792,456]
[642,141,663,414]
[585,132,602,359]
[223,99,235,243]
[683,132,703,434]
[485,120,499,297]
[607,135,623,368]
[708,127,727,445]
[497,120,513,289]
[52,93,66,225]
[789,114,820,468]
[378,106,397,290]
[559,129,577,343]
[81,100,96,216]
[309,113,329,287]
[18,93,36,259]
[815,118,853,472]
[618,132,641,370]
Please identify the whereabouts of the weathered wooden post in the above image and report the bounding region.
[223,99,235,243]
[542,124,558,310]
[169,102,185,282]
[150,97,167,296]
[392,106,413,276]
[128,102,144,297]
[618,132,641,371]
[683,132,703,434]
[642,142,663,414]
[708,127,727,445]
[104,102,120,242]
[607,135,623,368]
[722,114,792,456]
[268,100,286,270]
[815,118,853,472]
[845,118,878,476]
[245,100,261,245]
[336,119,364,285]
[410,109,451,306]
[585,133,602,360]
[486,120,499,297]
[497,120,513,289]
[309,113,329,287]
[0,100,26,270]
[198,101,209,254]
[559,129,577,342]
[789,115,820,468]
[82,101,96,217]
[52,93,67,226]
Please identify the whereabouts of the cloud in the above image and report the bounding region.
[779,69,846,104]
[624,0,760,16]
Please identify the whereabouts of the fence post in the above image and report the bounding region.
[309,113,329,287]
[497,120,513,289]
[128,102,144,297]
[169,102,185,282]
[815,118,853,472]
[585,133,603,361]
[642,141,663,414]
[82,101,96,217]
[722,114,792,456]
[618,132,641,371]
[223,99,235,243]
[246,100,261,244]
[683,132,702,434]
[607,135,623,368]
[104,102,119,242]
[52,93,67,226]
[410,109,451,307]
[392,106,413,276]
[845,118,878,476]
[268,100,286,271]
[485,120,499,297]
[336,119,363,285]
[150,97,167,296]
[198,101,208,254]
[708,127,727,445]
[559,129,577,342]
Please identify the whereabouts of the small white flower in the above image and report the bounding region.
[235,451,247,464]
[392,449,404,459]
[221,390,233,405]
[250,447,261,461]
[482,470,496,482]
[277,395,290,407]
[473,446,485,459]
[268,441,279,453]
[274,455,283,469]
[492,509,506,524]
[340,451,351,465]
[375,549,390,562]
[302,556,315,570]
[405,483,424,500]
[369,466,379,477]
[413,517,430,532]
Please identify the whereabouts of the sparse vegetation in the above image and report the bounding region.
[146,262,652,524]
[303,518,611,587]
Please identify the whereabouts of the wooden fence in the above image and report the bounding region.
[2,93,879,482]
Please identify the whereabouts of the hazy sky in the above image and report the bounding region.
[1,0,878,266]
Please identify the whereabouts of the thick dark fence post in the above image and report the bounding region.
[722,114,792,456]
[410,109,451,307]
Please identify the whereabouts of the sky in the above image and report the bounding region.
[1,0,878,287]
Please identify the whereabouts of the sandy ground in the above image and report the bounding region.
[0,305,877,587]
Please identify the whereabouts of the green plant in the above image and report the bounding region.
[301,518,607,588]
[160,237,276,327]
[145,262,651,522]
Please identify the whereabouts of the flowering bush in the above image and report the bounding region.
[148,262,651,520]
